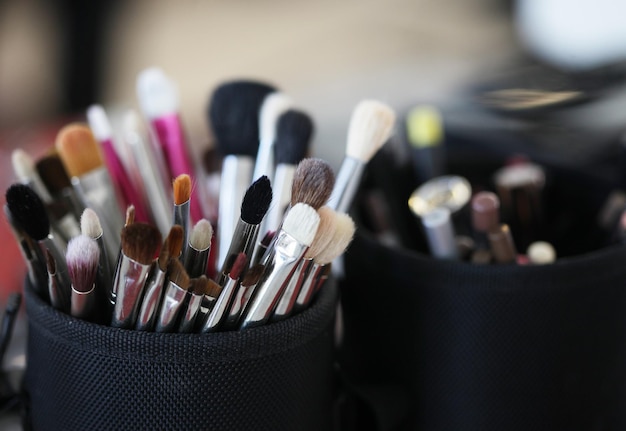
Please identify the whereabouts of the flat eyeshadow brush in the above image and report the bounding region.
[173,174,192,260]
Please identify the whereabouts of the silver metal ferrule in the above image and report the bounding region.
[224,282,254,331]
[47,268,68,311]
[179,291,203,333]
[135,264,167,331]
[155,281,188,333]
[71,284,96,320]
[239,230,308,330]
[41,236,71,299]
[327,157,365,213]
[218,219,258,285]
[183,243,211,279]
[272,257,313,321]
[294,261,323,312]
[201,276,238,333]
[174,200,190,261]
[111,254,152,328]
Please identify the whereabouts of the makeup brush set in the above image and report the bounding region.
[3,68,398,431]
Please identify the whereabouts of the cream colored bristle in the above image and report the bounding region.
[80,208,103,239]
[305,206,337,259]
[314,212,355,264]
[346,100,396,162]
[282,203,320,247]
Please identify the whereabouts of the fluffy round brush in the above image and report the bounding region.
[66,234,100,321]
[290,158,335,210]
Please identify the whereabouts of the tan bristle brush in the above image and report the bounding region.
[155,258,191,333]
[45,249,68,312]
[111,222,162,328]
[291,158,336,210]
[328,100,396,213]
[66,234,100,321]
[55,123,125,261]
[136,225,184,331]
[173,174,192,260]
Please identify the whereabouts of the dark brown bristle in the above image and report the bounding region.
[173,174,191,205]
[205,279,223,298]
[260,230,275,247]
[229,253,247,280]
[167,258,190,289]
[45,249,56,274]
[157,227,178,271]
[125,205,136,226]
[189,276,210,295]
[121,222,162,265]
[291,158,335,209]
[202,147,223,174]
[35,152,72,194]
[5,183,50,241]
[55,123,104,177]
[166,225,184,261]
[242,264,264,287]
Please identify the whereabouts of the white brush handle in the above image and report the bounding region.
[327,157,365,213]
[261,163,295,236]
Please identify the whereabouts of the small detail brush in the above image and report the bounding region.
[66,235,100,321]
[173,174,192,260]
[183,219,213,278]
[328,100,396,213]
[155,258,191,333]
[80,208,113,305]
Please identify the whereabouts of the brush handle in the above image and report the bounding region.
[155,281,188,333]
[294,262,323,312]
[71,285,96,321]
[327,157,365,213]
[252,137,275,186]
[183,244,211,279]
[218,220,258,285]
[135,265,166,331]
[111,256,152,328]
[262,164,295,236]
[179,292,203,333]
[200,277,239,333]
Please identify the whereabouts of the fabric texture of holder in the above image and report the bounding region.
[23,278,338,431]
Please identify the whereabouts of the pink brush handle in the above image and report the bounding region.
[152,114,204,223]
[101,139,152,223]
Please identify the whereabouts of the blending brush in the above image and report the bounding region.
[240,202,320,330]
[295,211,355,312]
[253,92,293,183]
[272,206,337,321]
[155,258,191,333]
[224,263,265,330]
[87,104,151,223]
[218,175,272,285]
[55,123,125,260]
[136,225,184,331]
[201,252,246,333]
[261,109,314,236]
[173,174,192,259]
[111,222,162,328]
[328,100,396,213]
[207,79,276,271]
[80,208,113,305]
[183,219,213,278]
[137,67,205,223]
[66,235,100,321]
[6,184,71,300]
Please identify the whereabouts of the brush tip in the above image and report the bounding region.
[189,219,213,250]
[55,123,104,177]
[86,104,113,142]
[66,234,100,292]
[242,264,265,286]
[80,208,103,239]
[305,206,337,259]
[35,153,72,194]
[241,175,273,224]
[173,174,192,205]
[346,100,396,162]
[5,183,50,241]
[315,212,355,264]
[290,158,335,209]
[274,109,314,165]
[162,225,184,268]
[121,222,162,265]
[11,149,35,183]
[282,203,320,246]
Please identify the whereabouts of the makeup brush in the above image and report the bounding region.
[218,175,272,284]
[111,222,162,328]
[224,263,265,330]
[253,92,293,183]
[201,252,246,333]
[328,100,396,213]
[207,79,276,271]
[87,104,151,223]
[80,208,113,304]
[250,230,275,267]
[295,211,355,312]
[273,205,337,321]
[183,219,213,278]
[155,258,191,333]
[66,234,100,321]
[55,123,124,260]
[125,205,136,226]
[45,249,67,311]
[262,109,314,236]
[173,174,192,260]
[137,68,206,223]
[240,202,320,329]
[136,225,184,331]
[290,158,336,210]
[6,184,71,300]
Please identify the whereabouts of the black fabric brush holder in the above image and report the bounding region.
[22,278,338,431]
[337,133,626,430]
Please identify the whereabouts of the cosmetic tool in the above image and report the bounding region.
[488,223,518,264]
[295,212,355,312]
[253,92,293,183]
[261,109,313,236]
[155,258,190,333]
[137,68,205,223]
[173,174,192,259]
[125,205,136,226]
[527,241,556,264]
[136,225,184,331]
[66,235,100,321]
[273,205,336,321]
[327,100,396,213]
[240,202,319,330]
[193,276,223,329]
[224,263,265,330]
[87,104,151,223]
[178,278,204,333]
[207,79,276,271]
[111,222,162,328]
[290,158,336,210]
[45,249,67,311]
[405,105,446,185]
[121,110,172,237]
[201,252,246,333]
[420,207,459,260]
[80,208,113,295]
[250,231,275,267]
[6,184,71,299]
[218,175,272,284]
[183,219,213,278]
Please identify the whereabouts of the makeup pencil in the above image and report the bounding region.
[66,235,100,321]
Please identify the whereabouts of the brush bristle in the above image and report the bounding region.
[55,123,104,177]
[86,104,113,142]
[125,205,135,226]
[305,206,337,259]
[173,174,191,205]
[274,109,314,165]
[229,252,247,280]
[241,175,273,224]
[290,158,335,209]
[35,152,73,194]
[11,149,37,185]
[259,92,293,143]
[136,67,179,119]
[66,234,100,293]
[189,219,213,250]
[346,100,396,162]
[167,258,190,289]
[208,80,276,157]
[5,183,50,241]
[314,212,355,264]
[161,225,184,268]
[80,208,103,239]
[121,222,162,265]
[242,264,264,286]
[45,249,56,274]
[282,203,319,246]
